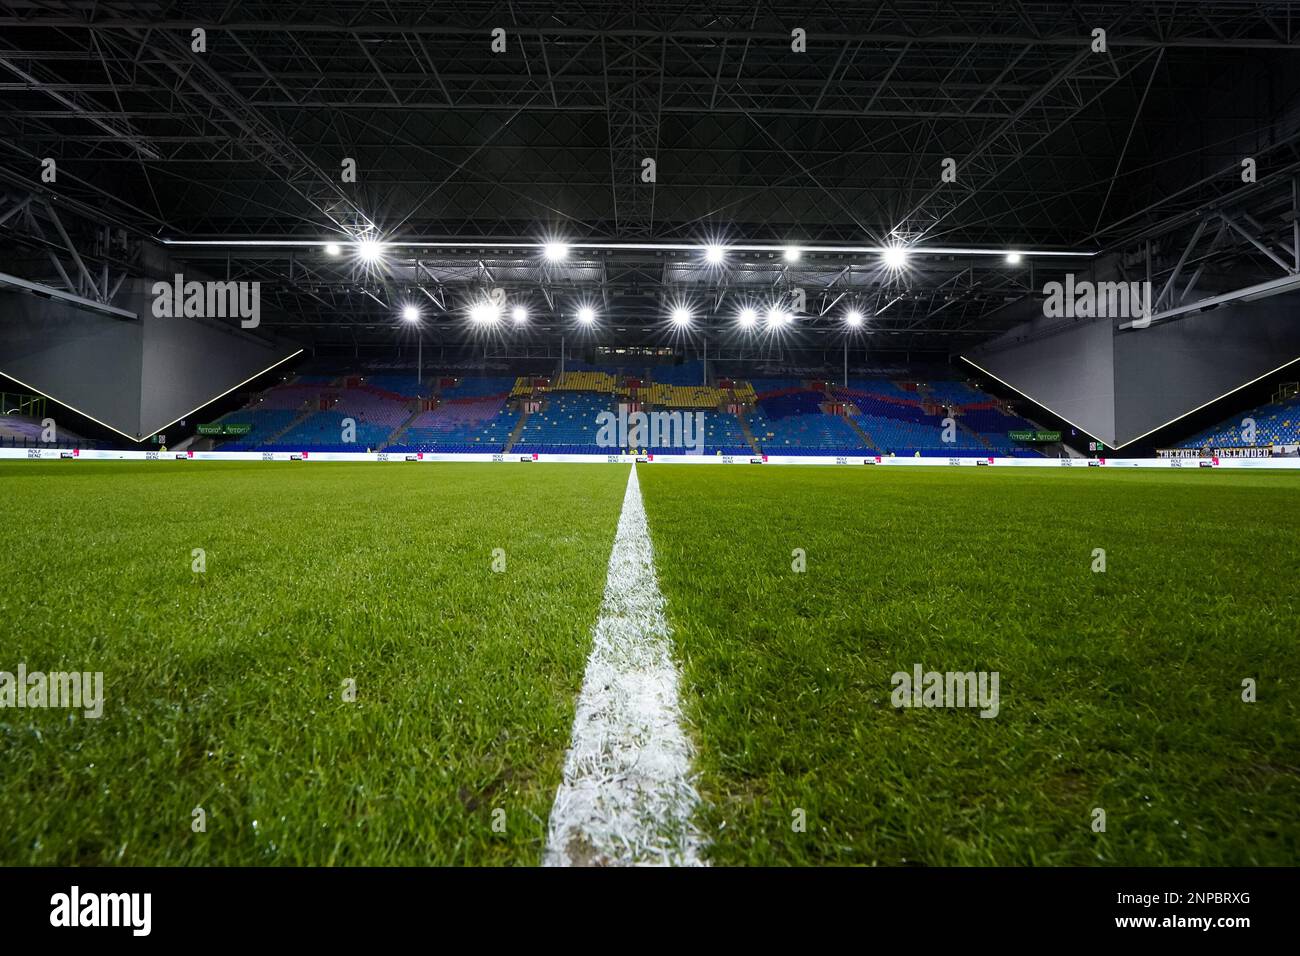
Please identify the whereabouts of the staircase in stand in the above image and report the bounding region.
[379,403,428,451]
[737,411,761,455]
[504,404,533,453]
[845,414,879,451]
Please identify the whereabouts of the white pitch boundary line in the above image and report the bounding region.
[543,463,706,867]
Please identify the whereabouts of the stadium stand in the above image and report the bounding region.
[514,391,616,454]
[439,376,516,398]
[217,408,305,450]
[259,385,410,452]
[200,368,1059,457]
[387,396,521,453]
[651,360,707,386]
[360,373,431,398]
[1182,392,1300,449]
[553,370,618,393]
[644,383,727,408]
[0,416,97,448]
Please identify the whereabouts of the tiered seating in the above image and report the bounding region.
[924,380,986,405]
[644,383,726,408]
[440,376,515,398]
[554,370,617,393]
[510,376,537,398]
[388,396,520,454]
[248,382,321,410]
[834,386,980,456]
[751,377,809,396]
[744,388,870,454]
[643,410,751,456]
[216,407,304,450]
[1183,393,1300,449]
[261,386,409,451]
[846,378,919,401]
[853,414,983,456]
[747,407,867,454]
[652,360,706,386]
[514,392,616,454]
[362,373,430,398]
[960,407,1040,454]
[0,416,91,447]
[730,381,757,404]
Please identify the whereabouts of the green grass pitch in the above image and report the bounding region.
[1,460,1296,865]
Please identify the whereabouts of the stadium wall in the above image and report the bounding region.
[964,290,1300,448]
[0,277,299,441]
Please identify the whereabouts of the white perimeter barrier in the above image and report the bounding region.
[3,447,1299,469]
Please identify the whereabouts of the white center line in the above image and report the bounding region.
[542,464,706,867]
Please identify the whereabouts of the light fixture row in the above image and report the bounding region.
[401,300,870,330]
[333,239,1026,268]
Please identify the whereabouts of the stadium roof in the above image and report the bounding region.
[2,1,1298,351]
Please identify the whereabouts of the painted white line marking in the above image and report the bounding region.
[543,464,706,867]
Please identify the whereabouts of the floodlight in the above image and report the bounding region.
[765,305,792,327]
[470,301,501,324]
[883,245,908,269]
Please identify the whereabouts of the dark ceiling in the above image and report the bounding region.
[2,1,1299,353]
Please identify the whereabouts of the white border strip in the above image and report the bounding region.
[4,448,1298,469]
[543,464,705,867]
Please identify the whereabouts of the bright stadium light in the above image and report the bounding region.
[512,305,528,324]
[883,245,908,270]
[671,306,692,328]
[844,309,864,328]
[783,246,802,263]
[737,306,758,329]
[765,305,792,328]
[543,241,569,262]
[1006,251,1022,265]
[576,305,596,325]
[402,304,420,323]
[704,244,726,265]
[358,238,384,262]
[470,300,501,325]
[324,242,341,257]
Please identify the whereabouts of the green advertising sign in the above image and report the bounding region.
[198,423,253,436]
[1008,429,1062,442]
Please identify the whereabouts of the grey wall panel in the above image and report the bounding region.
[964,314,1117,444]
[965,290,1300,449]
[0,282,300,441]
[121,280,299,437]
[1113,292,1300,446]
[0,290,143,437]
